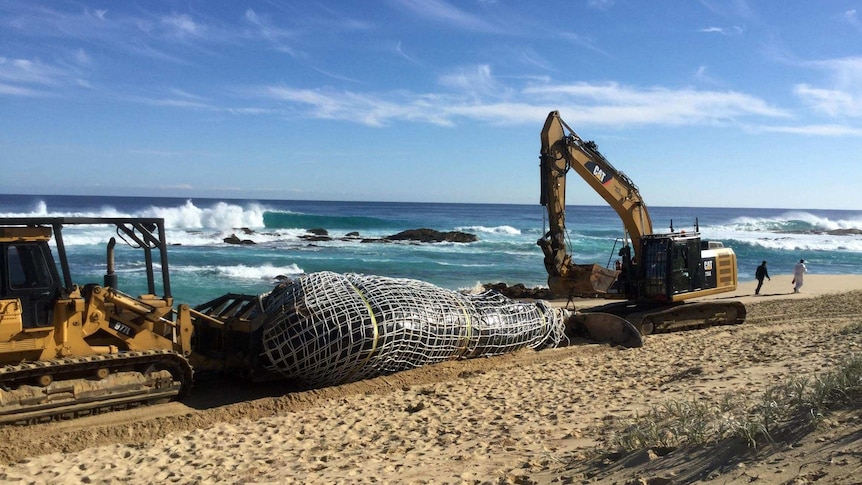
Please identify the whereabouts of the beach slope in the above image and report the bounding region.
[0,275,860,484]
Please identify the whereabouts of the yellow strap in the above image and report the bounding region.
[454,298,472,358]
[344,283,379,379]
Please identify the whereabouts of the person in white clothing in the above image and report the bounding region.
[793,259,807,293]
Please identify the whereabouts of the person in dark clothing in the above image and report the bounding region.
[755,260,770,295]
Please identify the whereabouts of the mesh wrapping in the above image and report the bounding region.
[258,271,569,387]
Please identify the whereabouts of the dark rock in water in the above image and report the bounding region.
[298,228,333,242]
[224,234,256,245]
[784,228,862,236]
[482,282,552,300]
[827,228,862,235]
[300,235,333,242]
[239,227,255,235]
[345,231,360,238]
[386,228,478,243]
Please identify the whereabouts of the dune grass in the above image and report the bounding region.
[611,334,862,452]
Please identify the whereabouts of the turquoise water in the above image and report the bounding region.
[2,194,861,306]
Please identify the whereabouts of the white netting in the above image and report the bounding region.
[257,271,570,387]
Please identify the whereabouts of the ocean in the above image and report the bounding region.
[2,194,861,306]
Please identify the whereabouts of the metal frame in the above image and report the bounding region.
[0,217,172,297]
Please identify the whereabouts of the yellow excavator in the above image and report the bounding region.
[0,217,268,424]
[538,110,745,335]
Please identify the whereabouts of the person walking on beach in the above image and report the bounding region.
[793,259,807,293]
[755,261,770,295]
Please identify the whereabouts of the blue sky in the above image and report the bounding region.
[1,1,861,209]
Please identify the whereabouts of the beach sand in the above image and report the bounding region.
[0,273,860,484]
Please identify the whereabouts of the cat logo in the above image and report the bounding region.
[704,260,714,271]
[585,161,612,185]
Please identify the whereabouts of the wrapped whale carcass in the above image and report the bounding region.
[256,271,569,387]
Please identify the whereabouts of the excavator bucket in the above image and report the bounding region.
[568,312,643,348]
[550,263,619,298]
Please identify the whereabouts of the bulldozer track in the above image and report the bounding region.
[0,350,193,425]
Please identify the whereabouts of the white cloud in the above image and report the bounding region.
[523,82,787,124]
[694,65,717,85]
[391,0,500,32]
[845,9,861,31]
[73,48,91,66]
[243,8,301,57]
[0,56,86,96]
[394,41,421,65]
[758,124,862,137]
[699,26,743,35]
[794,84,861,118]
[263,85,455,127]
[438,65,506,97]
[794,56,862,118]
[587,0,615,10]
[559,32,610,56]
[0,82,41,96]
[253,80,788,128]
[161,13,204,39]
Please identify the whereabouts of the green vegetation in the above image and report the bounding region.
[611,352,862,451]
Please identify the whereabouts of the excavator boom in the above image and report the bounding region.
[541,111,653,251]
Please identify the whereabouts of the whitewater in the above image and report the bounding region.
[2,194,861,306]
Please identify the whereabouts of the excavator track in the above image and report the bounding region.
[628,301,747,335]
[579,300,747,338]
[0,350,193,425]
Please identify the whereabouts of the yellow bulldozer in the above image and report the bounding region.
[0,217,266,423]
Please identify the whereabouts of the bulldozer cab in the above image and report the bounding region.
[0,230,61,328]
[1,217,175,326]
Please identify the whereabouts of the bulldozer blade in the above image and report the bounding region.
[569,312,643,348]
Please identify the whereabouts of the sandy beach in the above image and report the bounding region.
[0,273,861,484]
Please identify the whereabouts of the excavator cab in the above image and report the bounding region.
[638,234,704,301]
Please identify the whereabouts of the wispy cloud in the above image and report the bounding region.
[587,0,615,10]
[252,79,788,128]
[312,67,362,84]
[795,84,862,118]
[243,8,302,57]
[394,41,421,65]
[1,3,221,63]
[844,9,862,31]
[693,65,719,85]
[757,124,862,137]
[794,56,862,118]
[262,85,455,127]
[559,32,610,57]
[438,65,509,98]
[514,48,553,72]
[390,0,500,33]
[699,26,744,35]
[0,55,89,97]
[0,82,41,97]
[160,13,205,40]
[698,0,756,22]
[523,82,788,124]
[124,87,279,115]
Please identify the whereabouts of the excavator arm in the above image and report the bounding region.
[538,110,652,297]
